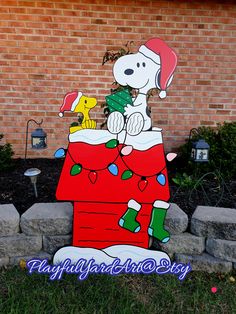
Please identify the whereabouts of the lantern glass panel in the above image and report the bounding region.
[191,148,196,160]
[32,136,47,149]
[31,128,47,149]
[196,149,208,162]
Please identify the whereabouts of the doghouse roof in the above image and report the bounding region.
[57,129,169,203]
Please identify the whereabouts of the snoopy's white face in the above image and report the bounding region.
[113,52,160,91]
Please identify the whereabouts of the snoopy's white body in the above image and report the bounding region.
[131,93,151,130]
[113,52,161,131]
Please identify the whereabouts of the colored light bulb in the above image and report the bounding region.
[108,163,119,176]
[105,139,119,149]
[138,177,148,192]
[54,148,65,159]
[88,171,97,184]
[70,164,82,176]
[121,170,133,180]
[166,152,177,162]
[157,173,166,186]
[121,145,133,156]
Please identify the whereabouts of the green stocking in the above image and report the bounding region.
[148,207,170,243]
[119,208,140,233]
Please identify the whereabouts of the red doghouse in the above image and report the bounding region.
[56,129,170,249]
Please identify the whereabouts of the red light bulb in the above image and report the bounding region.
[138,177,148,192]
[88,171,97,184]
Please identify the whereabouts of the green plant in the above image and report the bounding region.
[174,122,236,180]
[172,172,198,189]
[101,42,133,129]
[102,41,134,65]
[70,113,84,127]
[0,134,14,171]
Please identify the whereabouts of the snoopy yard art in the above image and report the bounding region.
[53,38,183,274]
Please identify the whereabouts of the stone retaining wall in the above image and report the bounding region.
[0,203,235,273]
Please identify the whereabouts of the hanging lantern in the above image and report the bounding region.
[25,119,47,159]
[189,128,210,163]
[191,139,210,163]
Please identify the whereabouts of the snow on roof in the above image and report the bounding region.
[69,128,163,151]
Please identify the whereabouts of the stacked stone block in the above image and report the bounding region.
[156,206,236,273]
[0,203,235,272]
[186,206,236,272]
[0,203,73,266]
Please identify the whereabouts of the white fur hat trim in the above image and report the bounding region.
[139,45,161,65]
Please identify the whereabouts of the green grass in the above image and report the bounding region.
[0,267,235,314]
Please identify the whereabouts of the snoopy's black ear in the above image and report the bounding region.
[155,69,161,89]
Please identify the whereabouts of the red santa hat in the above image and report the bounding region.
[139,38,177,98]
[58,91,83,117]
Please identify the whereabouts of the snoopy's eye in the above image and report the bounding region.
[142,62,146,67]
[137,63,140,68]
[85,100,87,104]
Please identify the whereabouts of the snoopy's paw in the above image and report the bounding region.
[124,104,135,116]
[126,113,144,136]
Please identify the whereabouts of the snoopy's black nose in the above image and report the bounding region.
[124,68,134,75]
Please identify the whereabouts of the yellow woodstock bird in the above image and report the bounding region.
[59,91,97,133]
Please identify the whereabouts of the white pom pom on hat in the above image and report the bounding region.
[58,91,83,117]
[159,90,167,99]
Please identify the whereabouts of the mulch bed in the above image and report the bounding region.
[0,158,235,217]
[0,159,63,215]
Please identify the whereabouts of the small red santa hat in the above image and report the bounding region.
[58,91,83,117]
[139,38,177,99]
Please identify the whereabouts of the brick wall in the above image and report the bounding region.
[0,0,235,158]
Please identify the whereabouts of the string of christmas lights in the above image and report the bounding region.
[67,133,167,190]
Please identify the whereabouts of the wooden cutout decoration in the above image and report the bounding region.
[59,91,97,133]
[55,37,178,263]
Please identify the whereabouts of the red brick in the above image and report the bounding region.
[92,19,107,25]
[0,0,235,158]
[209,104,224,109]
[35,1,54,8]
[216,110,231,115]
[196,80,211,86]
[200,121,216,126]
[17,1,34,7]
[116,27,132,32]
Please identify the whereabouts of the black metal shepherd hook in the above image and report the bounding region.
[188,128,200,146]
